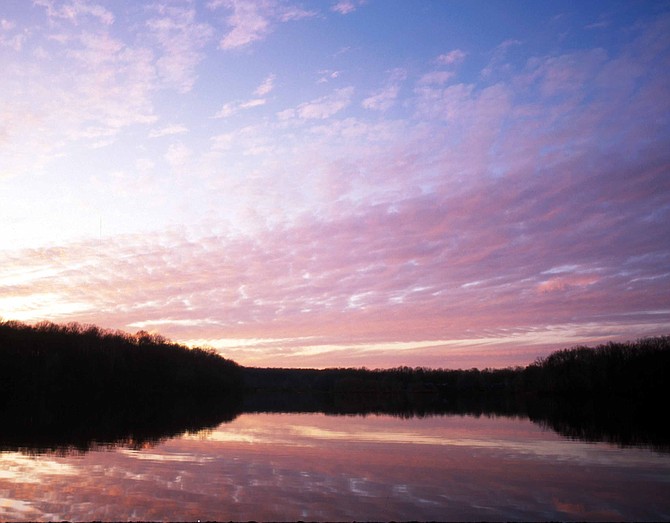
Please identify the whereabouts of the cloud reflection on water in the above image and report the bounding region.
[0,413,668,521]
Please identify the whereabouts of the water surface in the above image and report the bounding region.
[1,412,668,521]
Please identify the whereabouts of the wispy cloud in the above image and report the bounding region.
[0,10,158,179]
[146,4,214,93]
[209,0,316,50]
[148,124,189,138]
[2,3,669,368]
[210,0,270,49]
[317,70,341,83]
[254,73,276,96]
[213,98,266,118]
[34,0,115,25]
[2,141,668,365]
[0,18,26,51]
[361,84,399,111]
[362,69,406,111]
[164,142,192,171]
[585,14,612,30]
[6,20,670,355]
[331,0,365,15]
[481,39,522,78]
[279,86,355,120]
[417,71,455,85]
[1,18,15,31]
[436,49,466,66]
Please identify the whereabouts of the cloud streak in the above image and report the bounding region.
[1,2,669,368]
[210,0,315,49]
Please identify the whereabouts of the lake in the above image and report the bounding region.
[1,411,669,521]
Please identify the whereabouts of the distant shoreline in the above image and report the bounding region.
[1,320,668,454]
[2,319,668,400]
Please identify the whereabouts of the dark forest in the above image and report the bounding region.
[1,320,668,453]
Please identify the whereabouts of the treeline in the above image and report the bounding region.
[2,320,666,406]
[241,338,670,451]
[1,320,668,453]
[0,320,243,415]
[522,335,669,398]
[242,335,670,400]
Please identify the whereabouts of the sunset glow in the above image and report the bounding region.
[1,0,669,368]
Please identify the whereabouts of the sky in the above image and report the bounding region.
[1,0,669,369]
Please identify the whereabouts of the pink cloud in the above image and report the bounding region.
[537,275,600,294]
[146,4,214,93]
[213,98,267,118]
[34,0,115,25]
[418,71,455,85]
[294,87,355,119]
[2,12,669,369]
[254,73,276,96]
[436,49,466,66]
[210,0,271,49]
[331,1,365,15]
[3,132,668,367]
[210,0,316,50]
[362,84,400,111]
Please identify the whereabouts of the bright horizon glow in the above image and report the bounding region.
[1,0,669,368]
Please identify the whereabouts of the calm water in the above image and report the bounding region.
[1,412,669,521]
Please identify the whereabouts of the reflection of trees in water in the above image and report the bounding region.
[1,322,667,455]
[240,336,670,453]
[2,392,667,455]
[526,398,670,453]
[242,391,670,454]
[0,396,243,455]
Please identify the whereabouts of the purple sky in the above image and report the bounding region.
[1,0,669,368]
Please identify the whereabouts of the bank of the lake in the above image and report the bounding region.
[1,320,669,454]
